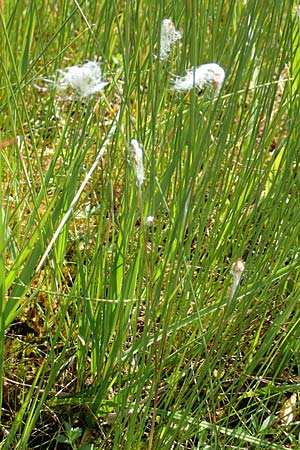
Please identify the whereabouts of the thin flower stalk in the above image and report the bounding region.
[36,108,121,272]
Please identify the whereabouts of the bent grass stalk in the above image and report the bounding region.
[36,107,121,273]
[131,138,158,449]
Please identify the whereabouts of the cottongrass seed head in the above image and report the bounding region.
[145,215,154,225]
[131,139,145,188]
[55,61,108,98]
[173,63,225,93]
[230,259,245,277]
[159,18,181,61]
[229,259,245,301]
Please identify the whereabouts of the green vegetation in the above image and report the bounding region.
[0,0,300,448]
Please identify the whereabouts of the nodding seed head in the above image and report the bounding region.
[230,259,245,277]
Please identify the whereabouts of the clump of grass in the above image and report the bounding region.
[0,1,300,449]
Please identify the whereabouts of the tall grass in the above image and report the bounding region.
[0,0,300,449]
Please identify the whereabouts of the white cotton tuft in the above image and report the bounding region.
[145,215,154,225]
[55,61,108,97]
[131,139,145,188]
[159,18,181,61]
[173,63,225,93]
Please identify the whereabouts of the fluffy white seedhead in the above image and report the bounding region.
[160,18,181,61]
[145,215,154,225]
[173,63,225,93]
[131,139,145,188]
[55,61,108,97]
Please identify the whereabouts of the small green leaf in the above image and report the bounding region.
[56,434,68,443]
[78,445,95,450]
[68,427,82,443]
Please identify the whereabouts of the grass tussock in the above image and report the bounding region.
[0,1,300,449]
